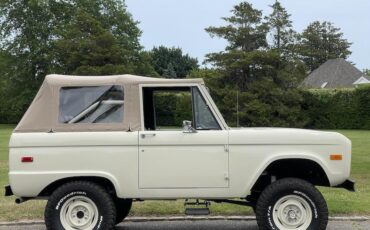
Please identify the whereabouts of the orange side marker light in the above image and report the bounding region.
[330,154,342,161]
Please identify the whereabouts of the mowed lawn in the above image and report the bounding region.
[0,124,369,221]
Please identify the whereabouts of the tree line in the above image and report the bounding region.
[0,0,355,127]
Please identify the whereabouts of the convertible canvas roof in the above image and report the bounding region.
[15,74,204,133]
[44,74,204,86]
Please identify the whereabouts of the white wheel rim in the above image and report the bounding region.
[60,196,99,230]
[272,195,312,230]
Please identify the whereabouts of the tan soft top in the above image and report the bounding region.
[15,74,204,132]
[44,74,204,86]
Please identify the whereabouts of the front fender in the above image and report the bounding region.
[244,152,335,196]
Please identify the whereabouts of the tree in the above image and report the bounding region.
[0,0,57,122]
[54,10,135,75]
[204,2,308,128]
[0,0,154,79]
[0,51,12,123]
[188,68,238,125]
[298,21,352,71]
[205,2,270,90]
[266,0,301,62]
[266,1,294,50]
[0,0,156,123]
[51,0,156,76]
[265,1,306,85]
[55,0,143,58]
[0,0,55,89]
[364,69,370,76]
[149,46,198,78]
[206,2,268,52]
[205,1,305,90]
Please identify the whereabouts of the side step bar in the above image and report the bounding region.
[185,208,210,216]
[210,199,254,206]
[184,198,254,215]
[184,199,210,216]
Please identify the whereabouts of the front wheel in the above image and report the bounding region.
[115,199,132,224]
[255,178,328,230]
[45,181,116,230]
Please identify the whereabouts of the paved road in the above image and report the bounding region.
[1,220,369,230]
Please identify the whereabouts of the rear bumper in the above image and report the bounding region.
[4,185,13,196]
[335,179,355,192]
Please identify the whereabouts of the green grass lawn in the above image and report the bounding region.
[0,124,369,221]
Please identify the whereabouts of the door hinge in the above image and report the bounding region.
[224,145,229,152]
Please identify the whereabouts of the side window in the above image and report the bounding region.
[59,85,124,124]
[143,87,192,130]
[142,86,220,131]
[192,87,220,130]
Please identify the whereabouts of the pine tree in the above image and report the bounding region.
[298,21,352,71]
[266,0,300,62]
[265,0,306,87]
[149,46,198,78]
[266,1,294,50]
[205,2,270,90]
[204,1,308,128]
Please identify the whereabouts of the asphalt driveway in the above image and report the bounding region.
[1,220,369,230]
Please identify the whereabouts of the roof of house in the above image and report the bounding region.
[353,76,370,85]
[301,58,370,88]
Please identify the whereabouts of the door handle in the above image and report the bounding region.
[140,133,156,138]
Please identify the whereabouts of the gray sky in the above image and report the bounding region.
[125,0,369,70]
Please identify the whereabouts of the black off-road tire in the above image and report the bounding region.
[45,181,116,230]
[115,199,132,224]
[255,178,328,230]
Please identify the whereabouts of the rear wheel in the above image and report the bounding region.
[115,199,132,224]
[255,178,328,230]
[45,181,116,230]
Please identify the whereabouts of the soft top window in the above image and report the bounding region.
[59,85,124,124]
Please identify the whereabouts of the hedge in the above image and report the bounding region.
[303,85,370,130]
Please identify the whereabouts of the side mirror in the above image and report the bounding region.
[182,120,197,133]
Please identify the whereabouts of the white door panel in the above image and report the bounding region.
[139,131,229,189]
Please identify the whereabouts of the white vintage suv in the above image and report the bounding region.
[5,74,354,230]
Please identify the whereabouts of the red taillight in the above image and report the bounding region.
[21,157,33,163]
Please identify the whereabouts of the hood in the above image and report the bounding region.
[228,127,350,146]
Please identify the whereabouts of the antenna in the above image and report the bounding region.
[236,89,239,127]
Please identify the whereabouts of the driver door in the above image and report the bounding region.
[138,86,229,189]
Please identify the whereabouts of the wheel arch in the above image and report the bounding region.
[247,157,330,202]
[38,176,119,198]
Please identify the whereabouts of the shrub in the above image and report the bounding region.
[303,86,370,130]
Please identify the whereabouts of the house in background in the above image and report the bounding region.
[301,58,370,89]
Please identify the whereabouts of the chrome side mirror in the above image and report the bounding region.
[182,120,197,133]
